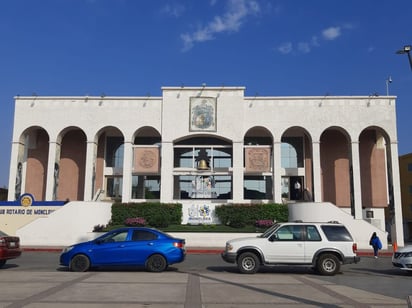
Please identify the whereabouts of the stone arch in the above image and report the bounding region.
[57,127,87,201]
[358,126,391,209]
[281,127,313,201]
[173,134,233,200]
[243,127,273,200]
[244,126,273,145]
[94,126,124,200]
[174,134,232,145]
[19,126,50,201]
[133,126,161,145]
[131,127,162,200]
[320,126,351,207]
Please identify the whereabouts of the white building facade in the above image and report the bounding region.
[7,86,404,246]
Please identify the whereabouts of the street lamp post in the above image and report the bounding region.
[396,45,412,70]
[386,76,392,96]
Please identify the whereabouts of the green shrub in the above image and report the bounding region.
[214,203,288,228]
[147,212,169,228]
[108,202,286,230]
[110,202,182,227]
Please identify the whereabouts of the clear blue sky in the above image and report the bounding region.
[1,0,411,188]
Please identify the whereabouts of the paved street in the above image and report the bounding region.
[0,252,411,307]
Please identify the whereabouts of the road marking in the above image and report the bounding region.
[185,273,202,308]
[296,276,370,307]
[5,273,94,308]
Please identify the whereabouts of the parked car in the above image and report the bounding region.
[60,227,186,272]
[0,230,22,268]
[392,245,412,271]
[221,221,360,276]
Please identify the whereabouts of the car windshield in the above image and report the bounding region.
[258,223,280,238]
[0,230,9,237]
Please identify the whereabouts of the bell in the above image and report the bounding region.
[197,159,209,170]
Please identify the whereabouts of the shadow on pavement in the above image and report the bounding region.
[207,265,322,275]
[0,263,19,270]
[56,265,182,272]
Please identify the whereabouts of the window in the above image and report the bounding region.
[105,136,124,200]
[321,225,353,241]
[106,137,124,168]
[100,230,129,243]
[131,175,160,199]
[244,176,273,199]
[173,137,233,200]
[174,147,232,169]
[132,230,157,241]
[106,177,122,198]
[273,225,304,241]
[281,137,304,168]
[306,225,321,241]
[281,177,289,199]
[408,163,412,172]
[174,175,232,199]
[409,186,412,195]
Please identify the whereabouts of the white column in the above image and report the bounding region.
[312,141,322,202]
[45,141,59,201]
[121,141,133,203]
[389,141,405,247]
[83,141,97,201]
[273,141,282,203]
[7,141,23,201]
[232,141,244,203]
[160,141,174,203]
[350,141,363,219]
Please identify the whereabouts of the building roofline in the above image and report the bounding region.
[14,96,161,100]
[14,95,397,100]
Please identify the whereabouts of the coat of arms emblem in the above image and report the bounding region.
[190,97,216,131]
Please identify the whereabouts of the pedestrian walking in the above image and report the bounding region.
[294,180,302,200]
[369,232,382,258]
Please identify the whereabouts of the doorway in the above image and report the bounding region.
[290,176,303,201]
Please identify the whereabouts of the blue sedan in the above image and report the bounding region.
[60,227,186,272]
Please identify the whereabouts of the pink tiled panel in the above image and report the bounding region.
[360,130,388,208]
[58,130,86,201]
[25,129,49,201]
[320,130,351,207]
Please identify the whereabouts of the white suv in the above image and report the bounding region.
[221,221,360,276]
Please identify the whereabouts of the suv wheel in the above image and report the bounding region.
[238,252,259,274]
[316,253,340,276]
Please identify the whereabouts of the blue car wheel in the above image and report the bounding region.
[70,254,91,272]
[145,254,167,272]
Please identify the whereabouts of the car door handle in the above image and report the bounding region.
[147,242,154,246]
